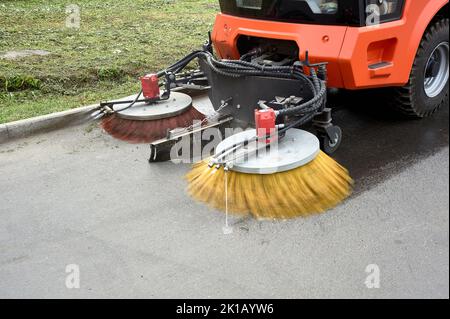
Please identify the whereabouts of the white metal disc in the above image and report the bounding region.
[116,92,192,121]
[215,129,320,175]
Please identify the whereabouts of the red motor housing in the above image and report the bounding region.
[140,74,160,100]
[255,108,277,143]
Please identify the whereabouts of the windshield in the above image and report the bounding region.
[235,0,338,14]
[219,0,363,26]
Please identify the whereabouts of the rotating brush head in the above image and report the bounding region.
[100,91,206,144]
[186,129,353,220]
[101,106,205,144]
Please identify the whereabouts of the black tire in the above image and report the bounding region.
[319,126,342,155]
[148,145,158,163]
[148,144,171,163]
[393,18,449,118]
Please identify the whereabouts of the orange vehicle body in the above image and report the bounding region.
[212,0,448,89]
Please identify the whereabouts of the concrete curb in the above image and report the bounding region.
[0,103,99,144]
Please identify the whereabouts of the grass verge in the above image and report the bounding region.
[0,0,218,123]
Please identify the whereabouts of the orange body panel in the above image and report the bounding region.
[212,0,448,89]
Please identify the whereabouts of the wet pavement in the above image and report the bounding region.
[330,90,449,193]
[0,92,448,298]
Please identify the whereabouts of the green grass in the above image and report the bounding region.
[0,0,219,123]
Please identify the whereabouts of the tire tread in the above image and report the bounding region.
[392,18,449,118]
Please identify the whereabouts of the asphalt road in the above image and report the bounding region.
[0,93,448,299]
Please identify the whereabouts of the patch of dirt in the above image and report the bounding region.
[0,50,51,60]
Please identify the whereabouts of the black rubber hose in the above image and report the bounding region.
[205,55,314,88]
[221,59,298,71]
[205,56,315,92]
[212,59,307,78]
[203,53,326,118]
[277,82,326,116]
[112,90,143,113]
[162,51,310,85]
[154,50,326,123]
[157,50,209,77]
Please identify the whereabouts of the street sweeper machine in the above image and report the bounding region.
[92,0,449,220]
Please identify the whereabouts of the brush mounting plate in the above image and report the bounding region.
[216,129,320,175]
[116,92,193,121]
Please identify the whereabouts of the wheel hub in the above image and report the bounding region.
[424,42,449,98]
[329,133,339,147]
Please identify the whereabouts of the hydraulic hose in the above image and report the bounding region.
[152,50,326,130]
[113,90,143,113]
